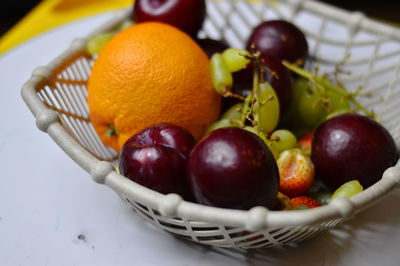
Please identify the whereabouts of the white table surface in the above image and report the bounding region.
[1,11,400,266]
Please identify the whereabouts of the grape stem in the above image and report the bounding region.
[240,93,254,124]
[282,61,376,119]
[224,91,246,101]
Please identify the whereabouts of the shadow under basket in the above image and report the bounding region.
[21,0,400,249]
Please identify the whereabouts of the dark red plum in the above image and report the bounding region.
[119,123,195,200]
[127,123,195,159]
[197,38,229,58]
[133,0,206,36]
[187,127,279,210]
[312,114,399,188]
[247,20,308,64]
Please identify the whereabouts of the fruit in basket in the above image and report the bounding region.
[86,32,115,56]
[282,63,359,130]
[197,38,229,58]
[298,131,313,155]
[312,114,399,188]
[290,196,321,209]
[85,21,136,56]
[270,129,297,153]
[298,84,351,128]
[133,0,206,36]
[205,103,244,132]
[228,55,293,116]
[210,53,233,97]
[247,20,308,64]
[210,48,250,98]
[87,22,221,152]
[277,148,315,197]
[119,123,195,199]
[187,127,279,210]
[331,180,363,199]
[205,118,241,133]
[298,87,329,127]
[221,48,251,73]
[276,192,292,210]
[255,82,280,134]
[221,103,243,120]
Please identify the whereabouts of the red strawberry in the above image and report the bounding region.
[277,148,315,197]
[291,196,321,209]
[298,131,313,155]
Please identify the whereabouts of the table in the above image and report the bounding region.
[1,10,400,266]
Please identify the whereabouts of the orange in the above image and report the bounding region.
[87,22,221,152]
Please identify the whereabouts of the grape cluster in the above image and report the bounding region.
[207,20,398,209]
[87,0,399,211]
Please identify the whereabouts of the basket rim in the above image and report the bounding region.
[21,0,400,231]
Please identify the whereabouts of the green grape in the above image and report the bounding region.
[309,191,332,205]
[282,77,311,131]
[267,141,280,159]
[210,53,233,96]
[221,48,250,73]
[292,77,310,102]
[286,60,375,119]
[325,108,350,120]
[255,82,280,133]
[86,32,115,56]
[270,129,297,152]
[331,180,363,199]
[298,90,328,128]
[243,126,259,135]
[206,118,239,133]
[244,126,279,158]
[221,103,243,120]
[117,20,134,31]
[277,192,292,210]
[326,88,351,112]
[263,138,280,159]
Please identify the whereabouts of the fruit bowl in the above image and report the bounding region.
[21,0,400,248]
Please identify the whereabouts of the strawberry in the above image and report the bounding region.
[290,196,321,209]
[298,131,313,155]
[277,148,315,198]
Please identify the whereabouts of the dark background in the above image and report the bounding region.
[1,0,399,37]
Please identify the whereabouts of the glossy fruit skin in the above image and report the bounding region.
[291,196,321,209]
[312,114,399,188]
[133,0,206,36]
[125,123,196,158]
[210,53,233,96]
[247,20,308,64]
[187,127,279,210]
[197,38,229,58]
[87,22,221,151]
[119,123,195,200]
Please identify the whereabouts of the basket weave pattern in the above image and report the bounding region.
[22,0,400,249]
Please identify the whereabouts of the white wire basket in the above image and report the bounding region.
[21,0,400,249]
